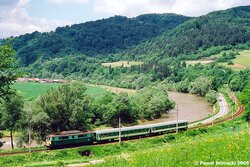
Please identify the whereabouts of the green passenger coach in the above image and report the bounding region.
[150,120,188,134]
[95,125,151,141]
[95,120,188,142]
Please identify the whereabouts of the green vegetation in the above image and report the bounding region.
[96,131,249,167]
[12,83,62,100]
[1,6,250,165]
[11,82,107,100]
[0,40,23,149]
[0,39,18,97]
[14,82,174,144]
[126,6,250,58]
[0,123,248,167]
[239,81,250,122]
[85,85,108,96]
[219,50,250,70]
[13,14,189,66]
[232,50,250,67]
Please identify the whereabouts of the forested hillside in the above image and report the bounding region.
[13,14,189,66]
[126,6,250,58]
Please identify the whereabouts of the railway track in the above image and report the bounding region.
[0,94,245,157]
[188,105,244,130]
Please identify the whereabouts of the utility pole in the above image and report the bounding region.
[212,108,214,126]
[29,126,31,153]
[176,106,179,134]
[119,117,121,144]
[232,97,236,119]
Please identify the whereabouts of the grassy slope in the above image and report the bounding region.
[11,82,107,100]
[233,50,250,67]
[12,83,62,100]
[96,131,249,167]
[186,49,250,70]
[214,50,250,70]
[0,122,249,167]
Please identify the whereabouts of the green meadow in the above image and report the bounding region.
[12,82,107,100]
[185,49,250,70]
[213,50,250,70]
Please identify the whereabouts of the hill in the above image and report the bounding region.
[125,6,250,58]
[12,14,190,66]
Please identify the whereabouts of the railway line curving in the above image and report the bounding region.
[0,93,245,157]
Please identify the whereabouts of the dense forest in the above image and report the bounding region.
[6,6,250,79]
[125,6,250,59]
[13,14,190,66]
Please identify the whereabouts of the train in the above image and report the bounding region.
[45,120,188,148]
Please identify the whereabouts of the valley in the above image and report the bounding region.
[0,4,250,167]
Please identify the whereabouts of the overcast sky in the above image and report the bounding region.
[0,0,250,38]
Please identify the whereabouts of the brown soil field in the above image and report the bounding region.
[228,63,247,69]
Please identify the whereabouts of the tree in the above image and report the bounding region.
[0,40,22,149]
[205,90,217,104]
[1,93,24,149]
[34,82,93,135]
[182,61,187,67]
[239,81,250,122]
[133,86,175,119]
[229,77,243,91]
[227,60,234,65]
[190,76,212,96]
[17,103,50,147]
[104,92,138,126]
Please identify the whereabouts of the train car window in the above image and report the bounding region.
[62,136,68,139]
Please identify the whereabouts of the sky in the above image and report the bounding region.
[0,0,250,38]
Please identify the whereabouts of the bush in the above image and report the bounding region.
[55,161,64,167]
[227,60,234,65]
[162,134,176,142]
[184,128,209,137]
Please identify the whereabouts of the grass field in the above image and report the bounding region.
[0,122,249,167]
[12,82,107,100]
[101,61,144,68]
[229,50,250,69]
[186,49,250,70]
[185,60,214,66]
[212,50,250,70]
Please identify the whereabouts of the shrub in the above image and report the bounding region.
[227,60,234,65]
[162,134,176,142]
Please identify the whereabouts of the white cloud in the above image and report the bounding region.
[94,0,171,17]
[47,0,88,4]
[93,0,250,17]
[17,0,30,7]
[1,0,250,38]
[0,0,72,38]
